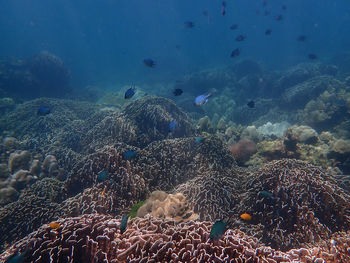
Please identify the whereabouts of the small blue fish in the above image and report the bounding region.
[143,58,156,68]
[194,94,211,106]
[195,137,204,143]
[37,107,51,116]
[123,150,137,160]
[125,86,136,99]
[169,120,177,132]
[209,220,228,240]
[120,215,128,234]
[97,170,109,182]
[231,48,240,58]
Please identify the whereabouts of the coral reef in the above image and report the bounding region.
[0,178,65,252]
[174,169,240,222]
[235,159,350,251]
[0,52,71,99]
[281,76,344,109]
[26,51,71,98]
[2,214,349,263]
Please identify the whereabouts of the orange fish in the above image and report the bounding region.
[49,222,60,229]
[240,213,252,221]
[101,190,105,197]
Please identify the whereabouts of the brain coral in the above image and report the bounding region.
[2,214,349,263]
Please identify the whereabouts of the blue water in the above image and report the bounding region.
[1,0,350,88]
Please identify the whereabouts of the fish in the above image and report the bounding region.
[49,222,60,230]
[194,93,212,106]
[263,0,268,7]
[235,35,246,41]
[308,54,318,60]
[282,4,287,10]
[123,150,137,160]
[4,252,24,263]
[265,29,272,35]
[124,86,136,99]
[97,170,109,182]
[195,137,204,143]
[221,1,226,16]
[240,213,252,221]
[120,215,128,234]
[101,190,105,197]
[173,88,183,96]
[231,48,241,58]
[143,58,156,68]
[297,35,307,41]
[184,21,195,28]
[264,10,271,16]
[37,107,51,116]
[209,220,228,240]
[230,24,238,30]
[175,44,181,50]
[258,190,275,199]
[247,100,255,108]
[202,10,208,16]
[169,120,177,132]
[275,14,283,21]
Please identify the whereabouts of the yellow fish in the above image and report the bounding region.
[240,213,252,221]
[49,222,60,230]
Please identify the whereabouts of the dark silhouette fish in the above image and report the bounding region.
[265,29,272,35]
[143,58,156,67]
[124,86,136,99]
[37,107,51,116]
[264,10,271,16]
[230,24,238,30]
[209,220,228,240]
[231,48,241,58]
[297,35,307,41]
[184,21,195,28]
[275,14,283,21]
[263,0,268,7]
[247,100,255,108]
[123,150,137,160]
[173,88,183,96]
[235,35,246,41]
[202,10,208,16]
[282,4,287,10]
[221,1,226,16]
[97,170,109,182]
[308,54,318,60]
